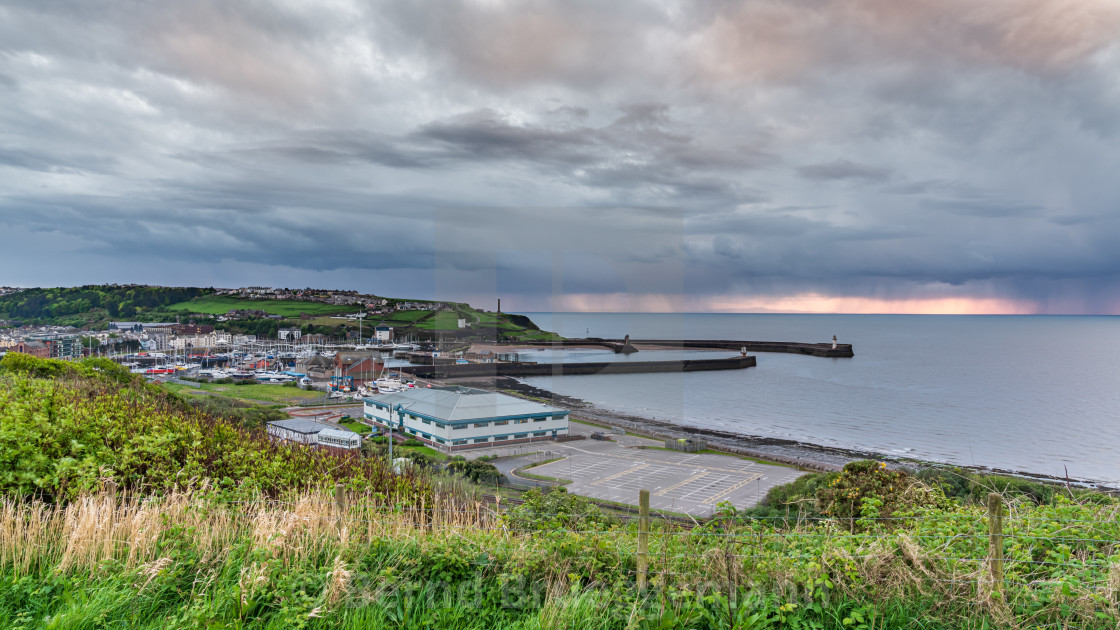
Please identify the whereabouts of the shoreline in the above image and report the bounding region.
[452,376,1118,491]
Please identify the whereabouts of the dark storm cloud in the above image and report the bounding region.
[1,0,1119,312]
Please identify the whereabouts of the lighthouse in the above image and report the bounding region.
[832,335,837,350]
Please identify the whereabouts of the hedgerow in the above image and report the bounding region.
[0,354,430,504]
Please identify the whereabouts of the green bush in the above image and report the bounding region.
[817,460,946,528]
[505,487,610,532]
[0,355,432,503]
[447,460,502,485]
[913,466,1061,505]
[402,438,423,447]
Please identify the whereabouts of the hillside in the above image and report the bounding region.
[0,285,558,341]
[2,355,1120,628]
[0,353,428,502]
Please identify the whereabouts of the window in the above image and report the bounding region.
[515,419,528,424]
[453,440,467,445]
[514,433,527,439]
[473,422,488,428]
[434,438,446,444]
[493,420,508,426]
[493,435,507,441]
[435,422,446,429]
[533,417,546,422]
[552,414,566,420]
[421,418,431,425]
[473,438,488,443]
[534,431,547,437]
[452,424,468,430]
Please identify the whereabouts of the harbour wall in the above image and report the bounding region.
[492,338,854,358]
[399,355,756,379]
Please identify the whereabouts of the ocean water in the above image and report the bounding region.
[513,313,1120,485]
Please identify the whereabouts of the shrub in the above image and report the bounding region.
[402,438,423,447]
[913,466,1059,505]
[505,487,610,532]
[0,357,433,503]
[817,460,946,528]
[447,460,502,485]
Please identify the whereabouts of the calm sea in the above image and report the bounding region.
[511,313,1120,485]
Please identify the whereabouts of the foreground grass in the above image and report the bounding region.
[4,486,1120,629]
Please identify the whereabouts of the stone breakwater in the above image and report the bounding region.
[400,355,757,379]
[490,338,855,358]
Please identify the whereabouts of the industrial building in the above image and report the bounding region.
[363,387,570,451]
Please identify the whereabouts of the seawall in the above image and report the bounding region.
[489,338,854,358]
[399,355,756,379]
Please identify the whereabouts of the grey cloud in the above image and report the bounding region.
[921,198,1045,219]
[1,0,1120,312]
[798,160,892,183]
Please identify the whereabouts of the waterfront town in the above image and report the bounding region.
[0,284,831,515]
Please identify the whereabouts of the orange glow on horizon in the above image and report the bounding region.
[704,293,1040,315]
[551,292,1046,314]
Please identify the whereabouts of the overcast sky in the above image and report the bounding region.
[2,0,1119,313]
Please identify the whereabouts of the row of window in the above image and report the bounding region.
[370,411,567,430]
[409,430,562,445]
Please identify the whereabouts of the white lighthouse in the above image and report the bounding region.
[832,335,837,350]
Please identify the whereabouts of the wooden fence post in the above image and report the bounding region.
[988,493,1004,596]
[638,489,650,590]
[334,482,347,533]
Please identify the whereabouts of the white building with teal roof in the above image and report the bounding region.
[363,386,570,451]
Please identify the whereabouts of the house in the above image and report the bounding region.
[266,418,342,445]
[374,326,393,342]
[316,428,362,452]
[335,352,383,379]
[363,387,570,452]
[26,333,81,359]
[9,340,49,358]
[295,354,334,381]
[278,327,302,341]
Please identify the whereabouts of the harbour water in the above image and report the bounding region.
[514,313,1120,485]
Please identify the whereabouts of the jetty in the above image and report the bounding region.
[495,338,855,358]
[400,355,756,379]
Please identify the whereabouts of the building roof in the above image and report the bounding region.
[299,354,333,367]
[267,418,338,434]
[318,428,361,442]
[364,387,566,423]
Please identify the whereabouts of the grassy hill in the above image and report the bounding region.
[0,285,559,340]
[3,354,1120,628]
[165,295,355,317]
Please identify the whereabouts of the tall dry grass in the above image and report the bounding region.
[0,487,498,580]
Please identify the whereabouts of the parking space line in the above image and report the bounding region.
[704,472,764,504]
[590,463,647,486]
[655,471,708,496]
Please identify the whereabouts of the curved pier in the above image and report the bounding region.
[495,338,854,358]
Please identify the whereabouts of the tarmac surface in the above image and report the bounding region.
[469,422,806,517]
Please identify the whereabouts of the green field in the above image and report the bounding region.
[339,420,373,434]
[414,311,464,330]
[381,309,433,322]
[161,381,325,405]
[166,296,355,317]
